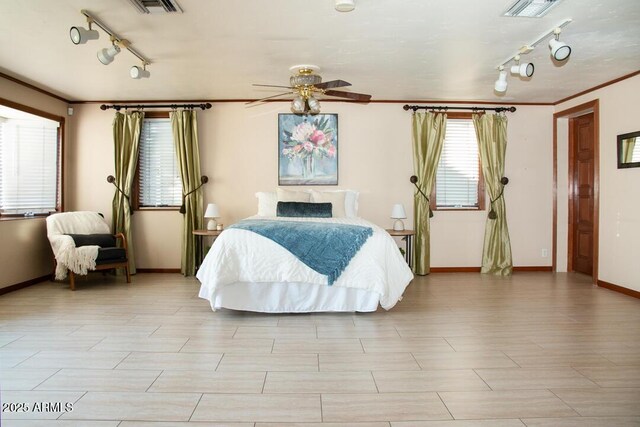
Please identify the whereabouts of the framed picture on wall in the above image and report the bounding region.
[278,113,338,185]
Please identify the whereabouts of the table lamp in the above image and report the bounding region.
[391,203,407,231]
[204,203,220,231]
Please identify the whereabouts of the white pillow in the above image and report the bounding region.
[311,190,359,218]
[276,188,311,202]
[310,191,346,218]
[255,191,277,216]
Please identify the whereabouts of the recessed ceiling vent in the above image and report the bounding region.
[502,0,563,17]
[127,0,183,14]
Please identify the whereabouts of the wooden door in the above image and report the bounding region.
[570,113,595,275]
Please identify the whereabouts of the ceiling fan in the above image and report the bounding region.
[249,65,372,114]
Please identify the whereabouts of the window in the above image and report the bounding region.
[432,114,485,210]
[0,102,62,216]
[136,115,182,208]
[631,141,640,162]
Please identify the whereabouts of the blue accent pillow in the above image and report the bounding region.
[276,202,332,218]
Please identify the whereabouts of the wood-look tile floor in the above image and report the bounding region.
[1,272,639,426]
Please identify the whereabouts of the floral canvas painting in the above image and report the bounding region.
[278,113,338,185]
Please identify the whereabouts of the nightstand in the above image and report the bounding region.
[192,229,223,268]
[386,229,415,268]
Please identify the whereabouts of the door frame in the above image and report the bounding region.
[553,99,600,282]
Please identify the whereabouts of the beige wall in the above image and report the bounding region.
[69,101,555,270]
[0,76,69,289]
[555,74,640,292]
[4,72,635,291]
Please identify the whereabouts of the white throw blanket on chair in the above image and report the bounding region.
[46,211,111,280]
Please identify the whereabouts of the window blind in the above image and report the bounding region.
[138,118,182,207]
[435,118,480,208]
[0,118,59,214]
[632,140,640,162]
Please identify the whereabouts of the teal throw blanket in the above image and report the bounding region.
[229,219,373,285]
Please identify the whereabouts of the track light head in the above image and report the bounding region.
[549,38,571,61]
[70,26,99,45]
[97,44,121,65]
[130,65,150,79]
[510,62,534,78]
[494,69,508,93]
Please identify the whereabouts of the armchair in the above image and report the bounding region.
[46,211,131,290]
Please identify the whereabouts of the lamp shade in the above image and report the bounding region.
[391,204,406,219]
[307,96,321,114]
[204,203,220,218]
[291,96,305,114]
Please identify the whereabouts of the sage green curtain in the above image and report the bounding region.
[622,137,636,163]
[473,113,512,276]
[112,111,144,275]
[412,112,447,275]
[171,110,204,276]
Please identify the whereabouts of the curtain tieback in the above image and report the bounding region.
[179,175,209,214]
[409,175,434,218]
[107,175,133,214]
[488,176,509,220]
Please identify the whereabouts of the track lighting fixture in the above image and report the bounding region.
[71,10,151,78]
[511,63,534,77]
[510,55,534,78]
[130,64,150,79]
[69,22,99,45]
[549,28,571,61]
[97,42,121,65]
[493,18,572,94]
[494,68,508,93]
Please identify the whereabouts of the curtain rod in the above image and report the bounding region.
[403,105,516,113]
[100,103,212,111]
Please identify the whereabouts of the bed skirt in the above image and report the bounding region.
[204,282,380,313]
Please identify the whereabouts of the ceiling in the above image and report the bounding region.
[1,0,639,103]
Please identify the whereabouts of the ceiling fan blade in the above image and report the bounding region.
[252,84,295,89]
[315,80,351,89]
[324,90,372,102]
[245,91,293,105]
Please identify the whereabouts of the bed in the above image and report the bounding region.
[196,190,414,313]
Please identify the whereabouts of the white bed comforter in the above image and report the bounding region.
[197,216,414,310]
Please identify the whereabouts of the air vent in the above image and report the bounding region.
[127,0,183,14]
[503,0,563,17]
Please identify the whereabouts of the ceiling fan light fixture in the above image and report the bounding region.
[290,73,322,87]
[97,44,121,65]
[335,0,355,12]
[291,96,305,114]
[307,96,321,114]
